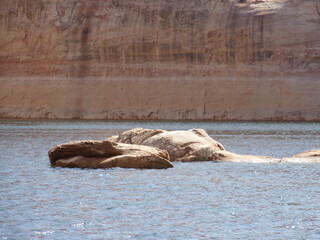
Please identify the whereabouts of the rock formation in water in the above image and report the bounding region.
[109,128,320,163]
[109,128,225,161]
[108,128,277,163]
[280,149,320,163]
[48,140,173,169]
[49,129,320,168]
[292,149,320,159]
[1,0,320,120]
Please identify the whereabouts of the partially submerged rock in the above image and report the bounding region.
[50,128,319,168]
[109,128,278,163]
[109,128,320,163]
[292,149,320,159]
[280,149,320,163]
[111,128,320,163]
[212,150,277,163]
[108,128,225,162]
[49,140,173,169]
[49,140,120,165]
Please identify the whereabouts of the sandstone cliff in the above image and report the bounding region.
[0,0,319,120]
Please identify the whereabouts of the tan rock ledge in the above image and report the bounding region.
[48,140,173,169]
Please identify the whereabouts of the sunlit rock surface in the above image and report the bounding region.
[49,140,173,169]
[280,149,320,163]
[108,128,320,163]
[292,149,320,158]
[108,128,279,163]
[1,0,319,120]
[50,129,319,166]
[212,150,277,163]
[109,128,225,162]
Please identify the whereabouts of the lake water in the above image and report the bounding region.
[0,120,319,239]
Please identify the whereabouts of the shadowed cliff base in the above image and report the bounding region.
[0,0,319,120]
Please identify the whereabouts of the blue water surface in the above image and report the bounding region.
[0,120,319,239]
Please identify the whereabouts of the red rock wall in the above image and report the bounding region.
[0,0,319,120]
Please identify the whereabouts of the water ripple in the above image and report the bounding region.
[0,121,319,239]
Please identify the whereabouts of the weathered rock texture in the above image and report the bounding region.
[109,128,320,163]
[108,128,278,163]
[50,129,319,166]
[212,150,277,163]
[280,149,320,163]
[292,149,320,158]
[1,0,320,120]
[109,128,225,162]
[49,140,173,169]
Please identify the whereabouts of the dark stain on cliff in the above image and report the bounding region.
[23,0,44,21]
[78,19,90,78]
[252,15,265,62]
[73,2,100,119]
[96,2,208,64]
[225,3,239,64]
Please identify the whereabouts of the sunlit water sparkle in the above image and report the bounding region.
[0,120,319,239]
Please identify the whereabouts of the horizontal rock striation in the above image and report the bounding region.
[1,0,320,120]
[49,140,173,169]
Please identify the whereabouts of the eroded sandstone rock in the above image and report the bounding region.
[109,128,167,145]
[108,128,320,163]
[49,140,173,169]
[49,140,120,165]
[212,150,277,163]
[110,128,281,163]
[292,149,320,159]
[280,149,320,163]
[110,128,320,163]
[108,128,225,162]
[49,129,319,166]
